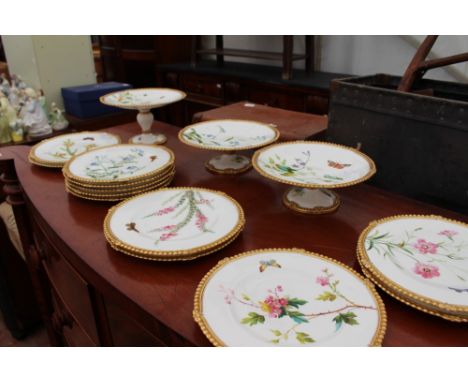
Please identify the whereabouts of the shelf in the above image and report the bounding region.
[196,48,308,61]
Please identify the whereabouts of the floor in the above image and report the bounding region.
[0,312,49,346]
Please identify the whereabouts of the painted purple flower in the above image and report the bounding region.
[219,286,235,304]
[413,263,440,279]
[413,239,438,254]
[276,285,283,292]
[438,230,458,238]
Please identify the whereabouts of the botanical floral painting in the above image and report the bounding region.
[219,265,376,345]
[365,225,468,292]
[260,150,354,184]
[108,91,166,106]
[183,125,272,148]
[125,190,215,246]
[48,138,97,160]
[85,148,154,180]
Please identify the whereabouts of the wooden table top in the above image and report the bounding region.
[192,101,328,141]
[2,121,468,346]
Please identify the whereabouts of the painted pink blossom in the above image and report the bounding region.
[219,286,235,304]
[413,263,440,279]
[263,295,285,318]
[413,239,438,254]
[154,206,175,216]
[438,230,458,238]
[162,225,177,231]
[195,211,208,231]
[160,232,177,241]
[276,285,283,292]
[316,276,330,286]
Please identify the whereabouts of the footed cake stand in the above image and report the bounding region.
[100,88,186,145]
[178,119,279,174]
[252,141,376,214]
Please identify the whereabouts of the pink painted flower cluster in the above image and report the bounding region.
[195,211,208,231]
[413,239,438,254]
[413,262,440,279]
[263,285,286,318]
[159,232,177,241]
[438,230,458,238]
[162,225,177,231]
[316,268,332,286]
[154,206,175,216]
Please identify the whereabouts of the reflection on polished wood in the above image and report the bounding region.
[1,121,468,346]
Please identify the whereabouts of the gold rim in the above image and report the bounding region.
[29,131,121,168]
[357,214,468,314]
[193,247,387,347]
[64,165,175,189]
[106,229,242,262]
[103,187,245,259]
[99,87,187,110]
[178,119,280,152]
[67,176,174,202]
[359,263,468,322]
[65,172,175,197]
[252,140,377,189]
[282,188,341,214]
[62,144,175,184]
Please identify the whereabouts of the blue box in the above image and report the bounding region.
[61,82,133,118]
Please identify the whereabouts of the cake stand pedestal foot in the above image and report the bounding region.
[129,110,167,145]
[205,153,251,174]
[282,187,340,214]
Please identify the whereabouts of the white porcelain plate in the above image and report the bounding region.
[359,215,468,311]
[253,141,375,188]
[105,187,244,257]
[195,249,385,346]
[179,120,279,150]
[29,132,120,167]
[64,144,174,182]
[100,88,186,110]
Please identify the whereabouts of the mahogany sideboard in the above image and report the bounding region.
[1,122,468,346]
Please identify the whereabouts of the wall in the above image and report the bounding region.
[202,35,468,83]
[2,35,96,108]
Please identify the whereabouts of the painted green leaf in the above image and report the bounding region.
[241,293,251,301]
[271,339,280,344]
[241,312,265,326]
[270,329,282,337]
[287,310,308,324]
[316,291,337,302]
[296,332,315,344]
[333,311,359,331]
[287,298,308,308]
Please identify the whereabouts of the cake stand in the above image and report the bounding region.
[178,119,279,174]
[100,88,186,145]
[252,141,376,214]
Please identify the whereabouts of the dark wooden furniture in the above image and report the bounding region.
[156,61,346,126]
[192,101,328,141]
[97,36,192,87]
[191,36,315,80]
[2,122,468,346]
[399,35,468,92]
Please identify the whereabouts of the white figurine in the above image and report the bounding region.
[19,88,52,138]
[49,102,69,131]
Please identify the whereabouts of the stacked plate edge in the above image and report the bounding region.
[357,214,468,322]
[62,144,175,201]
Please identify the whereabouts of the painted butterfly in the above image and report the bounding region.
[259,259,282,273]
[327,160,351,169]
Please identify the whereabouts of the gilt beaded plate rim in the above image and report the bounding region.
[62,143,175,184]
[178,119,280,152]
[28,131,121,168]
[357,214,468,315]
[252,140,376,189]
[193,247,387,347]
[99,87,187,110]
[103,187,245,259]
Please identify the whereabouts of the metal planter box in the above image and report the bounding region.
[327,74,468,213]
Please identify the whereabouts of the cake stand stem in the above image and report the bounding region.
[130,110,167,145]
[283,187,340,214]
[205,152,252,174]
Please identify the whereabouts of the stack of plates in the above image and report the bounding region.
[62,144,175,201]
[194,248,387,346]
[103,187,245,261]
[357,215,468,322]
